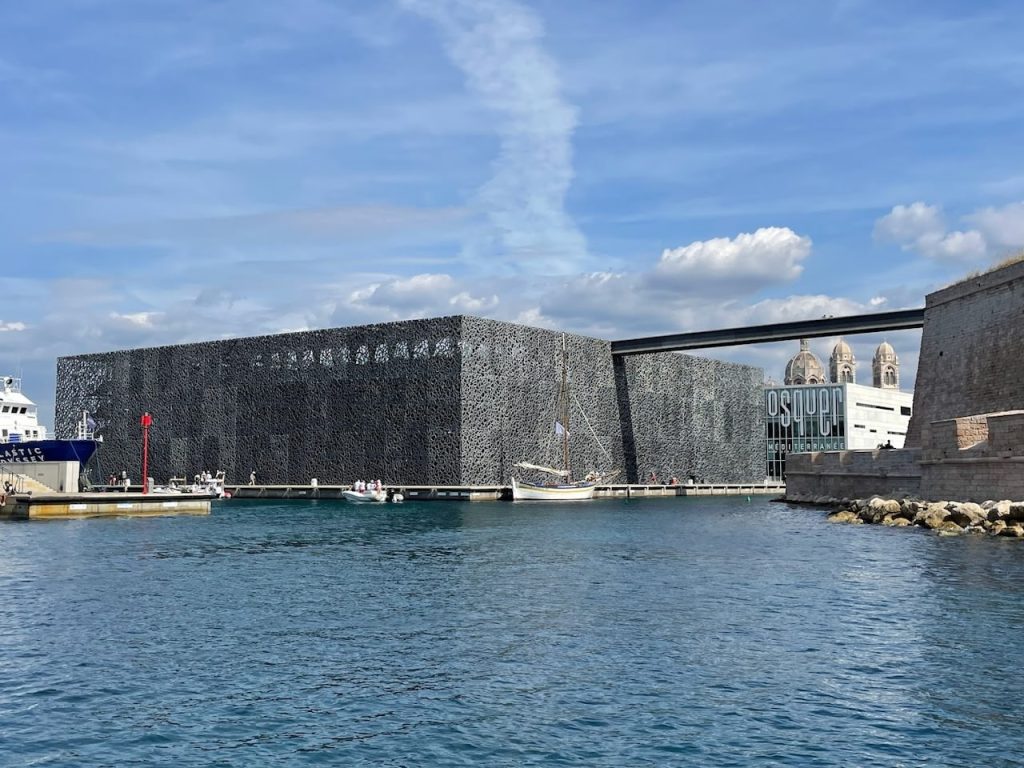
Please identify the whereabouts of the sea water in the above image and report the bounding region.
[2,497,1023,766]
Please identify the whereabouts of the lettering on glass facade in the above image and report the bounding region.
[765,385,846,479]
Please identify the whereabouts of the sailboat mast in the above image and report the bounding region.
[561,334,570,479]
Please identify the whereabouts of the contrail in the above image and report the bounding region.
[400,0,588,274]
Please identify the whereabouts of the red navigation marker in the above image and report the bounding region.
[140,412,153,494]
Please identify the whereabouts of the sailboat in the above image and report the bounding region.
[511,335,600,501]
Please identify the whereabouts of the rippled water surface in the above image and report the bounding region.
[3,497,1024,766]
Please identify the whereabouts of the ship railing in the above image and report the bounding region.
[75,411,99,440]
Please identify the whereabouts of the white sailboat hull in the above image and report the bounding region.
[511,477,596,501]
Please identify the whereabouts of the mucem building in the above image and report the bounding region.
[56,316,765,486]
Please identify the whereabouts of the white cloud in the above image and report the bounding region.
[0,321,27,332]
[968,201,1024,249]
[873,202,944,244]
[874,201,988,263]
[345,273,498,320]
[927,229,988,262]
[739,294,871,326]
[650,227,810,292]
[110,311,158,328]
[400,0,587,273]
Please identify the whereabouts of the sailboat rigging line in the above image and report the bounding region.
[560,334,570,478]
[570,389,614,464]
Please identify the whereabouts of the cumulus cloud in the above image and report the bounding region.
[110,311,158,328]
[0,321,27,332]
[649,227,810,293]
[874,200,1024,263]
[345,273,498,320]
[873,202,944,245]
[968,201,1024,249]
[400,0,587,273]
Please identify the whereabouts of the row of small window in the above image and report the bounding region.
[1,406,28,414]
[249,339,457,370]
[1,429,40,437]
[854,402,912,416]
[852,424,907,435]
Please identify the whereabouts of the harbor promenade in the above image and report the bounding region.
[225,482,785,502]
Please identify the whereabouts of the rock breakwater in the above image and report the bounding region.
[788,493,1024,537]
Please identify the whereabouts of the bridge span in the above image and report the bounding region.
[610,308,925,356]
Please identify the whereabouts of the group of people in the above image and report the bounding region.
[106,471,131,490]
[352,479,383,493]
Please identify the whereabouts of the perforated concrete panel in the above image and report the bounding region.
[57,316,764,486]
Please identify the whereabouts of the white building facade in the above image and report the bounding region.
[765,338,913,479]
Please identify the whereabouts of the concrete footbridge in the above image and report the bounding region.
[610,308,925,356]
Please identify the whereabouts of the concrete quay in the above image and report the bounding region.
[0,491,214,520]
[225,482,785,501]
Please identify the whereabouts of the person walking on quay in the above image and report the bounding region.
[249,469,256,485]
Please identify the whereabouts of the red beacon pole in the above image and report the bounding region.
[140,412,153,495]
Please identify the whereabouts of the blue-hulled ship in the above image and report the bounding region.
[0,376,100,465]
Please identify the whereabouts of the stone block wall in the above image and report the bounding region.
[921,411,1024,501]
[988,412,1024,453]
[906,259,1024,445]
[785,449,922,500]
[920,415,989,460]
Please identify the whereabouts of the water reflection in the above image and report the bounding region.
[2,496,1024,766]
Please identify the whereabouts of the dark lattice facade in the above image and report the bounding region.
[56,316,764,485]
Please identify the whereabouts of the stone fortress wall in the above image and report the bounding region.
[56,316,765,486]
[787,259,1024,502]
[906,258,1024,445]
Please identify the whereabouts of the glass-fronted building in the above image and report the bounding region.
[765,382,913,480]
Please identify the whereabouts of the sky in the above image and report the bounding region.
[2,0,1023,425]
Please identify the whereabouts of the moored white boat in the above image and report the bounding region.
[511,335,613,501]
[511,476,596,501]
[0,376,101,466]
[343,489,387,503]
[173,470,231,498]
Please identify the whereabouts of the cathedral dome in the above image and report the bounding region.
[874,341,898,362]
[785,339,826,385]
[872,341,899,389]
[832,338,854,360]
[830,337,857,384]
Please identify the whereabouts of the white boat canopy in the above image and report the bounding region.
[513,462,569,477]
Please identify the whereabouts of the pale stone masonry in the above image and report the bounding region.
[906,259,1024,446]
[784,449,922,500]
[786,259,1024,503]
[921,411,1024,502]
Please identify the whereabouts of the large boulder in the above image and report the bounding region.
[883,515,911,527]
[937,521,964,535]
[989,500,1013,522]
[948,502,987,528]
[999,524,1024,538]
[915,504,949,527]
[1008,503,1024,523]
[827,510,859,524]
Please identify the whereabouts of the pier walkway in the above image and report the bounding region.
[226,482,785,502]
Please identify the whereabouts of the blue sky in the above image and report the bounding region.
[3,0,1023,424]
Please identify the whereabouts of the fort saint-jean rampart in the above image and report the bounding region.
[787,259,1024,503]
[56,316,765,486]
